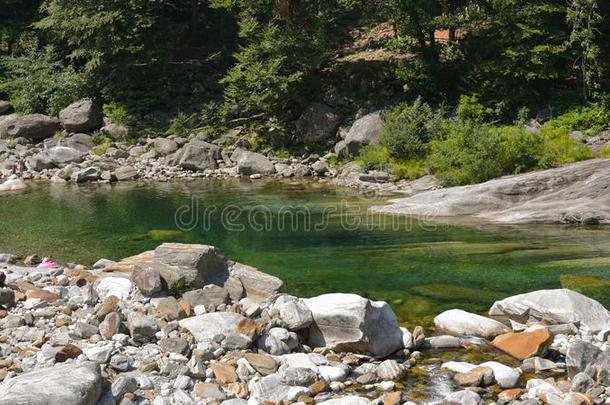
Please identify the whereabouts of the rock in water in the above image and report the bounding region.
[488,289,610,333]
[371,159,610,224]
[434,309,510,339]
[232,149,275,175]
[0,114,60,140]
[491,325,552,360]
[0,178,27,193]
[0,361,102,405]
[59,99,102,133]
[303,293,403,358]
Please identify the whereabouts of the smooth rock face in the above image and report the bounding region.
[566,340,610,385]
[0,114,61,140]
[488,289,610,333]
[303,293,403,358]
[0,178,27,193]
[491,326,552,360]
[0,361,102,405]
[372,159,610,224]
[434,309,510,339]
[178,312,255,345]
[233,149,275,175]
[59,99,102,132]
[344,112,384,155]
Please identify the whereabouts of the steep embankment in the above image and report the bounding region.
[371,159,610,224]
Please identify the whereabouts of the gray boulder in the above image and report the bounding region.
[154,243,228,289]
[0,101,11,115]
[0,361,102,405]
[233,149,275,175]
[49,146,85,166]
[114,166,138,181]
[127,312,158,343]
[177,143,219,171]
[434,309,510,339]
[303,293,403,358]
[59,99,102,132]
[0,114,61,140]
[178,312,256,345]
[72,167,101,183]
[62,133,94,152]
[566,340,610,385]
[230,262,285,302]
[489,289,610,333]
[344,112,384,155]
[296,103,341,143]
[26,153,55,171]
[372,159,610,225]
[153,137,179,156]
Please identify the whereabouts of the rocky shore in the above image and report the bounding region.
[0,243,608,405]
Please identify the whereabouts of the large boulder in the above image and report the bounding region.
[435,309,510,339]
[179,312,257,346]
[176,142,219,171]
[295,103,341,143]
[59,99,103,132]
[230,262,284,302]
[489,289,610,333]
[232,149,275,176]
[26,153,55,171]
[344,112,384,155]
[154,243,228,289]
[61,133,94,152]
[566,340,610,385]
[153,137,179,156]
[0,361,102,405]
[48,146,85,166]
[0,101,11,115]
[303,293,403,358]
[0,114,60,140]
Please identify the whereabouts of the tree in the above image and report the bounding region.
[566,0,603,101]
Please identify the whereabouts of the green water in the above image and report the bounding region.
[1,179,609,326]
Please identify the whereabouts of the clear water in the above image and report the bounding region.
[1,179,609,326]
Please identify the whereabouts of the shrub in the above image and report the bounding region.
[391,159,427,180]
[358,145,391,172]
[600,145,610,158]
[1,49,88,115]
[380,98,441,160]
[455,94,496,122]
[544,101,610,135]
[167,112,197,137]
[102,102,136,126]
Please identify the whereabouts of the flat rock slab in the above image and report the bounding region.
[492,326,552,360]
[0,361,102,405]
[371,159,610,224]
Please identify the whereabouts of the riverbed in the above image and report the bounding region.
[1,179,609,325]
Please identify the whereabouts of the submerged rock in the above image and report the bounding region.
[304,293,403,358]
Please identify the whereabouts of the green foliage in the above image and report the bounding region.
[1,49,87,115]
[380,98,440,160]
[358,145,391,172]
[391,159,427,180]
[102,102,135,126]
[456,95,496,122]
[544,101,610,135]
[537,124,592,167]
[166,112,197,137]
[600,145,610,158]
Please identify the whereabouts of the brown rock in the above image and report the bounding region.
[492,326,552,360]
[178,299,191,317]
[454,366,495,387]
[244,353,277,375]
[96,295,119,319]
[498,388,523,401]
[226,382,249,399]
[308,379,329,395]
[194,382,225,400]
[297,396,315,404]
[99,312,121,340]
[131,264,162,296]
[155,296,186,321]
[236,318,259,340]
[26,289,60,303]
[231,262,284,302]
[210,363,237,384]
[384,392,402,405]
[55,344,82,362]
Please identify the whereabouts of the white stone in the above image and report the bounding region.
[95,277,132,300]
[442,361,520,388]
[318,366,348,382]
[317,396,372,405]
[434,309,510,339]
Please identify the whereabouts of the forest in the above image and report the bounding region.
[2,0,610,185]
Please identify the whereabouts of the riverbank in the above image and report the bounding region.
[0,243,608,404]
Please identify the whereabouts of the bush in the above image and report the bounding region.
[544,101,610,135]
[1,49,88,115]
[102,102,136,126]
[380,98,441,160]
[167,112,197,137]
[455,94,496,122]
[358,145,391,172]
[391,159,427,180]
[600,145,610,158]
[427,121,544,186]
